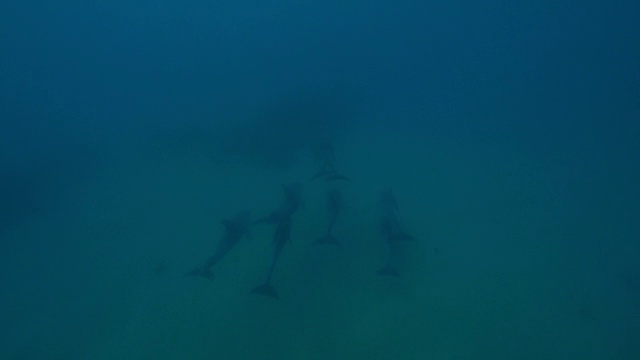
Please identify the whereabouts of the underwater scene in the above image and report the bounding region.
[1,1,639,359]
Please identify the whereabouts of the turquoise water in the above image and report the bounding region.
[1,1,639,359]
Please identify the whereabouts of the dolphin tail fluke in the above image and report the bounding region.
[376,265,400,277]
[183,266,214,280]
[250,283,279,298]
[314,235,340,246]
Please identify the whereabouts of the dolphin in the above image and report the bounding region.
[314,188,343,245]
[251,216,293,298]
[184,210,252,280]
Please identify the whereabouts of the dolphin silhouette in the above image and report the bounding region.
[251,216,293,298]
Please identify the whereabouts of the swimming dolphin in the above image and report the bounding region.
[314,188,343,245]
[251,216,293,298]
[184,210,252,280]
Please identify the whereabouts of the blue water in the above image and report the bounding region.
[1,1,639,359]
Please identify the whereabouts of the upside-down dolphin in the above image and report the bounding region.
[251,216,293,298]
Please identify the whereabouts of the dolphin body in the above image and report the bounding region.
[251,216,293,298]
[314,188,343,245]
[184,210,252,280]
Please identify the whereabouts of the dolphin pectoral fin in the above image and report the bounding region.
[376,265,400,277]
[251,283,278,298]
[313,235,340,246]
[183,267,214,280]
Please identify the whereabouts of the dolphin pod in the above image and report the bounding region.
[183,145,419,298]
